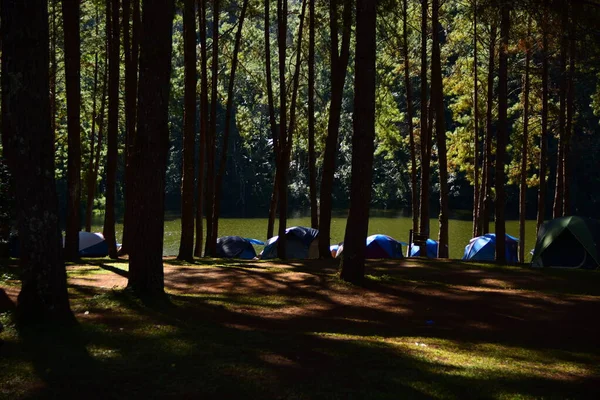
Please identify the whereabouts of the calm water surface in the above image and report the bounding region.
[91,214,538,262]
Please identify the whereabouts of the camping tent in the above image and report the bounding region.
[409,239,439,258]
[75,232,110,257]
[216,236,263,259]
[462,233,518,263]
[532,216,600,269]
[337,234,405,259]
[261,226,319,259]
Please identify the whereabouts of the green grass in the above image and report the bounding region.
[1,258,599,399]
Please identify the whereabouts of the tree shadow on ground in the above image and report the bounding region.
[4,258,600,399]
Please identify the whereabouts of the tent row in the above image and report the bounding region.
[461,216,600,270]
[17,217,596,269]
[218,228,411,260]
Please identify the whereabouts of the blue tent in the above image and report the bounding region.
[216,236,263,259]
[462,233,518,263]
[261,227,319,259]
[337,234,405,259]
[409,239,439,258]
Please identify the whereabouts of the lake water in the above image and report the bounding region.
[91,214,538,262]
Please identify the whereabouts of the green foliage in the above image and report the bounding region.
[47,0,600,220]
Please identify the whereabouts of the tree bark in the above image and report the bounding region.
[318,0,352,258]
[276,0,289,259]
[265,0,280,240]
[308,0,318,230]
[178,0,197,262]
[1,0,74,323]
[212,0,250,250]
[195,0,209,257]
[403,0,418,234]
[103,0,120,259]
[62,0,82,261]
[472,0,481,237]
[87,50,108,235]
[519,17,532,263]
[120,0,141,255]
[482,23,496,234]
[128,0,175,297]
[340,0,376,285]
[431,0,449,258]
[495,4,509,262]
[85,4,101,233]
[418,0,430,235]
[537,2,549,234]
[204,0,219,257]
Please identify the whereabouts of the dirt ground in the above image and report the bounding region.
[41,257,599,353]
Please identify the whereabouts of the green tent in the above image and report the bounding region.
[532,216,600,269]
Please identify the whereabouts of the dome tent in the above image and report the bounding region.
[462,233,518,263]
[532,216,600,269]
[409,239,439,258]
[216,236,264,260]
[261,226,319,259]
[337,234,405,259]
[71,232,110,257]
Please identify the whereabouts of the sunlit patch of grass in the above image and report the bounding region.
[66,265,110,277]
[314,332,597,394]
[365,274,395,283]
[0,259,20,286]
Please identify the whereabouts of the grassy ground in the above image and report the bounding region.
[1,257,600,399]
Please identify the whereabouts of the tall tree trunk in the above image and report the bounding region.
[178,0,197,262]
[211,0,250,250]
[418,0,430,235]
[431,0,448,258]
[482,24,497,234]
[276,0,289,259]
[128,0,175,297]
[495,4,509,262]
[308,0,318,230]
[318,0,352,258]
[120,0,140,255]
[519,17,532,263]
[265,0,280,240]
[204,0,219,257]
[563,4,575,215]
[195,0,209,256]
[88,53,109,234]
[403,0,418,233]
[553,0,568,219]
[62,0,81,261]
[1,0,73,323]
[85,39,99,233]
[537,2,549,233]
[472,0,481,237]
[340,0,376,285]
[103,0,120,259]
